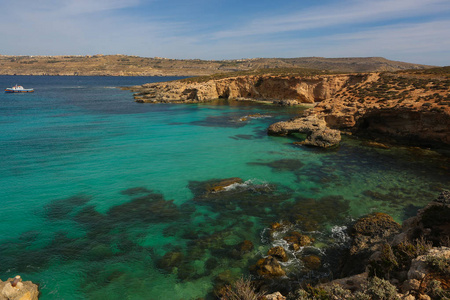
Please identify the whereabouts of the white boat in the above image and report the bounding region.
[5,84,34,93]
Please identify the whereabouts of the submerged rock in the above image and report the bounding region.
[301,255,322,270]
[156,251,184,272]
[231,240,255,259]
[205,177,243,193]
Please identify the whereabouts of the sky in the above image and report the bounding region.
[0,0,449,65]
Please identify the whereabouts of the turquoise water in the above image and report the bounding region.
[0,76,448,299]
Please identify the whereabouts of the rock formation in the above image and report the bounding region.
[0,276,39,300]
[231,191,449,300]
[268,72,450,148]
[127,74,368,104]
[129,69,450,148]
[268,115,341,148]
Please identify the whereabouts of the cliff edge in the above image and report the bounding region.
[128,68,450,148]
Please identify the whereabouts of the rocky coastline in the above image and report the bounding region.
[218,191,450,300]
[128,70,450,149]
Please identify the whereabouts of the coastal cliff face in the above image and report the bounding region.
[128,74,369,104]
[129,70,450,147]
[274,72,450,147]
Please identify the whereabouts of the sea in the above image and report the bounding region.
[0,75,448,299]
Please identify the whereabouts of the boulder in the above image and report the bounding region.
[283,232,314,251]
[339,213,401,277]
[251,256,286,278]
[267,246,288,262]
[0,276,39,300]
[350,213,401,255]
[299,127,341,148]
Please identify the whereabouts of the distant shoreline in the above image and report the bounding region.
[0,55,434,78]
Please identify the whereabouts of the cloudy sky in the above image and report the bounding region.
[1,0,449,65]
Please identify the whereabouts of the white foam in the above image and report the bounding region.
[331,225,350,244]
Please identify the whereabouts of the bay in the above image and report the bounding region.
[0,75,448,299]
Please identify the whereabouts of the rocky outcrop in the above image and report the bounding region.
[128,74,368,104]
[250,256,286,278]
[269,115,342,148]
[0,276,39,300]
[130,69,450,147]
[266,191,450,299]
[267,246,288,262]
[269,72,450,147]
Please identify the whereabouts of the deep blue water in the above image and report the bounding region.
[0,76,448,299]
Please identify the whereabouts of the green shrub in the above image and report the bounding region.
[426,255,450,276]
[362,277,399,300]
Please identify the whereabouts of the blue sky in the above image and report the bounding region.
[0,0,449,65]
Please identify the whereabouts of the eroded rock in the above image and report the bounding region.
[0,276,39,300]
[251,256,286,278]
[267,246,288,262]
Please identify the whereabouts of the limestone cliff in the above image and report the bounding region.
[127,74,368,104]
[129,70,450,147]
[269,72,450,147]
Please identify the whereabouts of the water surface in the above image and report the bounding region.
[0,76,448,299]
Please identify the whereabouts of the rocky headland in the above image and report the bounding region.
[128,67,450,149]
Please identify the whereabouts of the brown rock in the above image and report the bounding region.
[301,255,321,270]
[300,127,341,148]
[351,213,401,255]
[283,232,314,251]
[206,177,243,193]
[267,246,288,262]
[270,222,283,231]
[251,256,286,278]
[0,276,39,300]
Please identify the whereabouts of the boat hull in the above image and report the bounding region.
[5,89,34,93]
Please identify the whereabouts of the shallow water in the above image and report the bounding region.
[0,76,448,299]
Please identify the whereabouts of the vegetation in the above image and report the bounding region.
[294,277,399,300]
[0,55,433,76]
[180,67,337,83]
[219,277,266,300]
[369,238,432,279]
[426,255,450,276]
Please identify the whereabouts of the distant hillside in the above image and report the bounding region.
[0,54,433,76]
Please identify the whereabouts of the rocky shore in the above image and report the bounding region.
[128,69,450,149]
[219,191,450,300]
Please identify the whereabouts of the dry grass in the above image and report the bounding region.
[219,277,265,300]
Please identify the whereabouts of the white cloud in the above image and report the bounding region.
[213,0,450,39]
